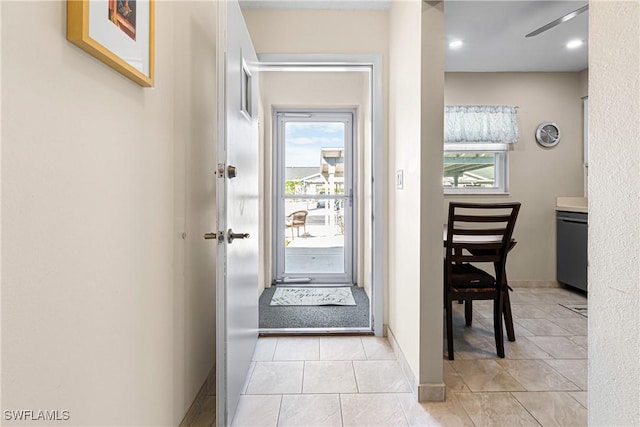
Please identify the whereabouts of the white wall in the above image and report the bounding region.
[388,0,445,399]
[388,0,422,384]
[172,1,218,420]
[1,1,217,425]
[444,72,585,282]
[589,1,640,424]
[258,71,370,293]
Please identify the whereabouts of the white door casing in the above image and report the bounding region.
[216,1,260,425]
[260,55,384,336]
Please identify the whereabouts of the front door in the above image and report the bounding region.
[215,1,259,425]
[274,110,356,285]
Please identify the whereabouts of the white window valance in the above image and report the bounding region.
[445,105,518,144]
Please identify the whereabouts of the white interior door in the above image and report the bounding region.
[216,1,259,425]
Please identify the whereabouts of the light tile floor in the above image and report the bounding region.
[194,286,588,426]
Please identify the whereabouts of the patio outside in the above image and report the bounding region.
[284,200,345,275]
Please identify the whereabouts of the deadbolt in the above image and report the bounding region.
[227,228,250,243]
[204,232,225,243]
[227,165,237,179]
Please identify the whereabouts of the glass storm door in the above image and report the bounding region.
[274,110,356,284]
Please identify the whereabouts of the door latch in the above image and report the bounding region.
[227,228,250,244]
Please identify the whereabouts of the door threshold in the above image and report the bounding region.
[260,327,373,335]
[273,283,355,287]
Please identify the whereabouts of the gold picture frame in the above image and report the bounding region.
[67,0,155,87]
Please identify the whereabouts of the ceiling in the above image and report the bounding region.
[445,1,588,72]
[240,0,588,72]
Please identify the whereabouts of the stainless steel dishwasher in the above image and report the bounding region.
[556,211,588,291]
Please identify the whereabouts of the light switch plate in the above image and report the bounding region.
[396,170,403,190]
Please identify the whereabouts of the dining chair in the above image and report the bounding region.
[444,201,521,360]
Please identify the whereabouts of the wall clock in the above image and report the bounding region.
[536,122,561,148]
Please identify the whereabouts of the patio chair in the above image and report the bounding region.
[286,210,308,239]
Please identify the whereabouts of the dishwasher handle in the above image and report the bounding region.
[558,217,588,224]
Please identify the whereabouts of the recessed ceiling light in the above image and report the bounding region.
[449,40,464,49]
[566,39,583,49]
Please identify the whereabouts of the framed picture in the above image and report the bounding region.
[67,0,154,87]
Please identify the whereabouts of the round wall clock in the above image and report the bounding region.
[536,122,561,148]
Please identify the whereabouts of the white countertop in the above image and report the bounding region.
[556,197,588,213]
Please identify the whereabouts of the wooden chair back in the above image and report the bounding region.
[444,202,521,287]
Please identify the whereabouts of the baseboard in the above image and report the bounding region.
[179,365,216,427]
[385,325,446,403]
[510,280,561,288]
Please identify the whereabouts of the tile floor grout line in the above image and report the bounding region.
[392,393,411,426]
[274,394,284,427]
[242,362,257,395]
[509,391,545,427]
[567,390,588,409]
[351,360,360,394]
[301,360,306,394]
[543,360,586,391]
[338,393,345,427]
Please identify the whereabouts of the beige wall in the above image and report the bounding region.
[589,1,640,424]
[1,1,217,425]
[419,1,446,398]
[444,72,585,282]
[258,71,370,294]
[242,8,390,56]
[579,68,589,98]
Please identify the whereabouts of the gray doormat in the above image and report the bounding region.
[560,303,588,317]
[260,286,369,328]
[270,287,356,306]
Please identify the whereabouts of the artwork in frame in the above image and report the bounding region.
[67,0,154,87]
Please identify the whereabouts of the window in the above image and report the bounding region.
[444,105,518,194]
[240,58,252,119]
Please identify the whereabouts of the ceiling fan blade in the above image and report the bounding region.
[526,4,589,38]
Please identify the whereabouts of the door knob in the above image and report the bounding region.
[227,165,237,179]
[228,228,250,243]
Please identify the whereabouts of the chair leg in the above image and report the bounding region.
[503,287,516,342]
[494,292,505,358]
[446,296,455,360]
[465,300,473,326]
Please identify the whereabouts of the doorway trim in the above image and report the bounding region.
[259,54,384,337]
